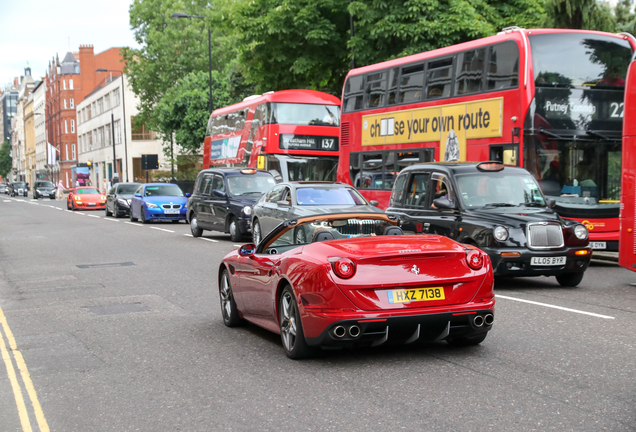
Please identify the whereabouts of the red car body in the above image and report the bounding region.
[67,187,106,210]
[218,213,495,359]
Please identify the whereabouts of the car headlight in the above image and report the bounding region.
[574,224,588,240]
[146,202,158,209]
[243,206,252,216]
[117,199,128,205]
[493,225,509,242]
[36,189,42,193]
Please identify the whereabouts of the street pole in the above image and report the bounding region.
[121,74,129,181]
[208,28,213,113]
[111,113,116,182]
[171,134,175,183]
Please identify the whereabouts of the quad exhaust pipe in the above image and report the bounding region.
[333,325,362,338]
[334,326,346,338]
[349,325,361,337]
[473,315,484,327]
[473,314,494,328]
[484,314,494,326]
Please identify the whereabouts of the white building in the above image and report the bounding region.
[76,73,171,191]
[33,80,47,180]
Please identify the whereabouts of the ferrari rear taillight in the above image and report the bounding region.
[466,250,484,270]
[332,258,356,279]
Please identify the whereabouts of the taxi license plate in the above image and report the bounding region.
[530,256,566,266]
[164,209,179,214]
[388,287,445,304]
[589,242,606,250]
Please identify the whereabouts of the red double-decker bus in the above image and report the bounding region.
[203,89,341,182]
[338,27,635,252]
[619,60,636,271]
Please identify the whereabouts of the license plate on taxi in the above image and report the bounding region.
[164,209,179,214]
[589,242,606,250]
[388,287,445,304]
[530,256,566,266]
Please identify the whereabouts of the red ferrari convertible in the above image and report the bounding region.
[219,213,495,359]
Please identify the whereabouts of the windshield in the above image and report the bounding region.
[144,185,184,197]
[227,174,276,196]
[118,184,140,194]
[455,172,546,208]
[530,33,632,88]
[35,181,54,188]
[13,182,26,187]
[524,135,620,207]
[269,103,340,126]
[281,156,338,182]
[76,188,101,195]
[296,187,367,206]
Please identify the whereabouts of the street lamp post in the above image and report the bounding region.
[170,12,213,114]
[96,69,129,182]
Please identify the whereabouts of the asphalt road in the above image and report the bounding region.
[0,195,635,432]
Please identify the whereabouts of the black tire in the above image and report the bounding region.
[130,206,138,222]
[33,193,38,199]
[105,203,112,217]
[190,214,203,237]
[446,332,488,347]
[140,208,148,224]
[114,203,120,218]
[228,217,241,242]
[219,269,244,327]
[253,220,262,245]
[556,272,584,287]
[67,200,71,210]
[279,286,315,359]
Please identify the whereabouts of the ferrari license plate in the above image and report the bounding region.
[530,256,566,266]
[388,287,445,304]
[164,209,179,214]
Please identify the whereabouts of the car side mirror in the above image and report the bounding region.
[547,198,556,208]
[213,189,227,198]
[238,243,257,257]
[276,200,291,207]
[433,197,455,210]
[369,200,379,207]
[134,192,141,197]
[185,193,191,198]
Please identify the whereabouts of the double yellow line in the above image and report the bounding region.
[0,308,49,432]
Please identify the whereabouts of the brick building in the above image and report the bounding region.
[45,45,124,187]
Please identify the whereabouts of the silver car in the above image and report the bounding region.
[251,182,384,244]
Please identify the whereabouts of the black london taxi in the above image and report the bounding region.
[386,162,592,287]
[187,168,276,241]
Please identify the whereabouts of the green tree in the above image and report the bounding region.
[615,0,636,34]
[0,141,11,179]
[544,0,616,31]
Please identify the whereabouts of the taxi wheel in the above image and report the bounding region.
[253,220,262,245]
[220,269,243,327]
[556,272,584,287]
[279,286,315,360]
[229,217,241,242]
[446,332,488,347]
[190,215,203,237]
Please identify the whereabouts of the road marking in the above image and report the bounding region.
[124,222,142,226]
[0,308,50,432]
[233,244,242,247]
[74,212,85,215]
[103,218,119,222]
[183,234,193,237]
[496,295,615,320]
[3,200,10,202]
[55,208,63,211]
[87,215,100,219]
[201,238,219,243]
[150,227,174,233]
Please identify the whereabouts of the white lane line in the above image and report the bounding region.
[74,212,85,215]
[55,208,62,211]
[103,218,119,222]
[201,238,219,243]
[496,295,615,320]
[3,200,10,202]
[233,244,242,247]
[87,215,100,218]
[183,234,193,237]
[150,227,174,233]
[124,222,142,226]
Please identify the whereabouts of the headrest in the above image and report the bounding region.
[383,226,404,236]
[312,230,335,242]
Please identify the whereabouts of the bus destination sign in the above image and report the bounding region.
[279,134,339,152]
[361,97,503,162]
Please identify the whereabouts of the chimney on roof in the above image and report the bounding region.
[14,77,18,86]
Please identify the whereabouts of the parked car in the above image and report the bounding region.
[0,183,7,194]
[129,183,189,223]
[251,181,384,245]
[386,161,592,287]
[188,168,276,241]
[32,181,56,199]
[219,212,495,359]
[67,187,106,210]
[105,182,141,218]
[8,182,28,197]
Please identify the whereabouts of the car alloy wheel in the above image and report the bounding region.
[130,207,138,222]
[229,218,241,242]
[105,203,112,217]
[220,269,243,327]
[253,220,262,245]
[140,208,147,224]
[279,286,314,359]
[190,215,203,237]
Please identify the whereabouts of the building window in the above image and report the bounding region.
[65,120,68,134]
[70,98,74,108]
[92,102,97,116]
[69,79,73,89]
[71,144,75,160]
[98,127,104,147]
[113,89,120,107]
[63,79,66,90]
[70,119,75,133]
[64,99,67,109]
[87,104,92,119]
[97,98,104,115]
[104,125,110,146]
[131,116,156,140]
[88,131,93,150]
[65,144,69,160]
[104,94,110,110]
[114,120,122,143]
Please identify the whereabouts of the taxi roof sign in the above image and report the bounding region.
[476,161,505,172]
[240,168,258,174]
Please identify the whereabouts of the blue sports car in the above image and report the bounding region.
[129,183,190,224]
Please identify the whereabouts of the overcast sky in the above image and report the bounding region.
[0,0,139,87]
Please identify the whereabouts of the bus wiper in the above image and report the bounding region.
[585,129,620,141]
[484,203,517,207]
[538,128,568,140]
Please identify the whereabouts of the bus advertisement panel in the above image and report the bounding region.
[203,90,341,183]
[338,28,635,252]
